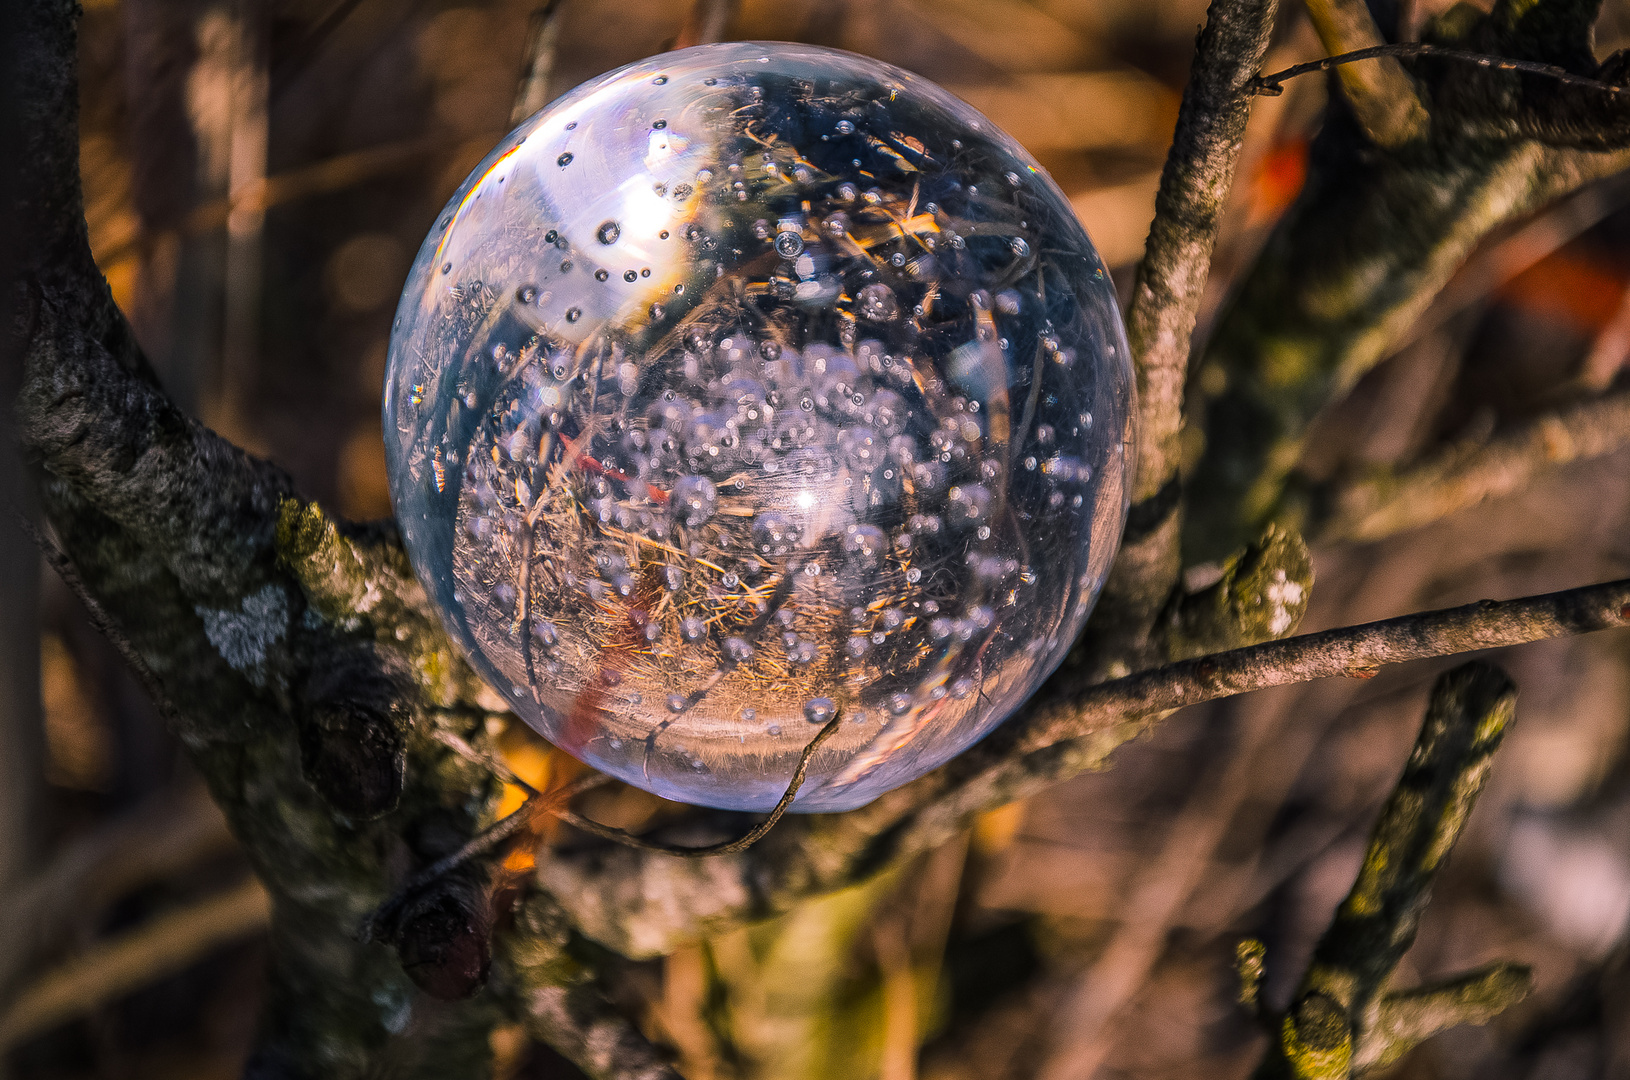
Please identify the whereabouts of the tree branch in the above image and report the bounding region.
[1022,575,1626,750]
[1257,661,1530,1077]
[541,574,1630,958]
[1078,0,1283,678]
[511,1,566,125]
[1302,0,1430,147]
[518,982,684,1080]
[1253,41,1630,100]
[1160,524,1313,660]
[1186,0,1630,561]
[1359,962,1533,1072]
[1316,385,1630,543]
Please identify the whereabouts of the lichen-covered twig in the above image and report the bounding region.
[1317,385,1630,543]
[1359,962,1533,1073]
[1160,524,1313,660]
[1078,0,1282,677]
[1256,662,1532,1077]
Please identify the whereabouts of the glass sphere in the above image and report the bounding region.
[384,42,1132,812]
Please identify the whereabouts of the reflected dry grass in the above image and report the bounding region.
[27,0,1630,1077]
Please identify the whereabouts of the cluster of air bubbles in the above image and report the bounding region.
[384,42,1132,813]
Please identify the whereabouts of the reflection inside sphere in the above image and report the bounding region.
[385,42,1133,812]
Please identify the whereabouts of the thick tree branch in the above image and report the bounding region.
[1078,0,1282,678]
[10,5,565,1074]
[1187,0,1630,560]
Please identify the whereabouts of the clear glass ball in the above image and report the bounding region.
[384,42,1132,812]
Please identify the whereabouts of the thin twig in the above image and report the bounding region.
[1320,385,1630,543]
[540,575,1630,962]
[1083,0,1282,675]
[674,0,737,49]
[1252,42,1630,98]
[551,713,843,856]
[0,877,271,1051]
[511,1,566,125]
[1128,0,1280,508]
[434,728,542,798]
[370,716,842,939]
[93,137,440,271]
[1020,574,1630,754]
[364,770,610,942]
[0,784,235,993]
[1302,0,1428,146]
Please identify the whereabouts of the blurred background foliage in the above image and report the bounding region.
[17,0,1630,1076]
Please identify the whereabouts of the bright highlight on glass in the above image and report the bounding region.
[384,42,1133,812]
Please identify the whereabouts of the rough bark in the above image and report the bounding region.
[1075,0,1283,679]
[1187,0,1630,560]
[12,0,1630,1075]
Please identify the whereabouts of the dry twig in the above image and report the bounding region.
[1319,386,1630,542]
[1299,0,1429,146]
[0,877,271,1052]
[1081,0,1283,676]
[1025,574,1630,752]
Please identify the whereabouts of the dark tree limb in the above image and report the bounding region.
[1255,662,1532,1077]
[1187,0,1630,561]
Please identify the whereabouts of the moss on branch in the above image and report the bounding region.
[1187,0,1630,561]
[1256,662,1532,1077]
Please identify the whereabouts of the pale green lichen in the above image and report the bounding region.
[1163,524,1313,660]
[275,497,491,712]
